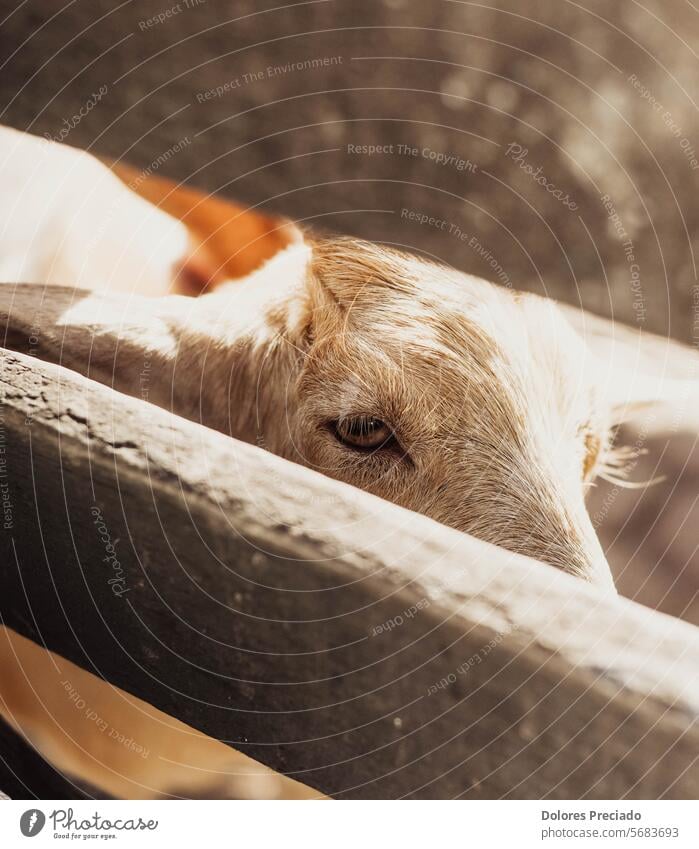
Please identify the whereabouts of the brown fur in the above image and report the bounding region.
[107,162,295,293]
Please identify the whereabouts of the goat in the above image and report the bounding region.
[1,125,697,797]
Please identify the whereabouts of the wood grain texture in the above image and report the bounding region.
[0,349,697,799]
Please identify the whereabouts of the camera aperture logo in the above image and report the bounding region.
[20,809,46,837]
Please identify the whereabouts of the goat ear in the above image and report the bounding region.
[109,158,304,294]
[308,238,412,313]
[559,303,699,432]
[0,283,192,408]
[0,239,316,421]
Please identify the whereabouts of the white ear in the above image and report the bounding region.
[0,267,311,434]
[0,283,194,410]
[558,303,699,433]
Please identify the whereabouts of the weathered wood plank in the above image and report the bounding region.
[0,348,697,799]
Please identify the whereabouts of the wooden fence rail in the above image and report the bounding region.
[0,348,697,799]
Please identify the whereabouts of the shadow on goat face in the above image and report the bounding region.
[289,239,617,589]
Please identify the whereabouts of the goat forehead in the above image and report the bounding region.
[328,295,587,414]
[391,292,579,397]
[313,243,598,427]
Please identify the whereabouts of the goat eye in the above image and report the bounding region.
[333,416,395,451]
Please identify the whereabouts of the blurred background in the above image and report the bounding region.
[1,0,697,624]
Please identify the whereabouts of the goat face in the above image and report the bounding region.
[3,131,694,593]
[272,238,621,589]
[4,239,683,594]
